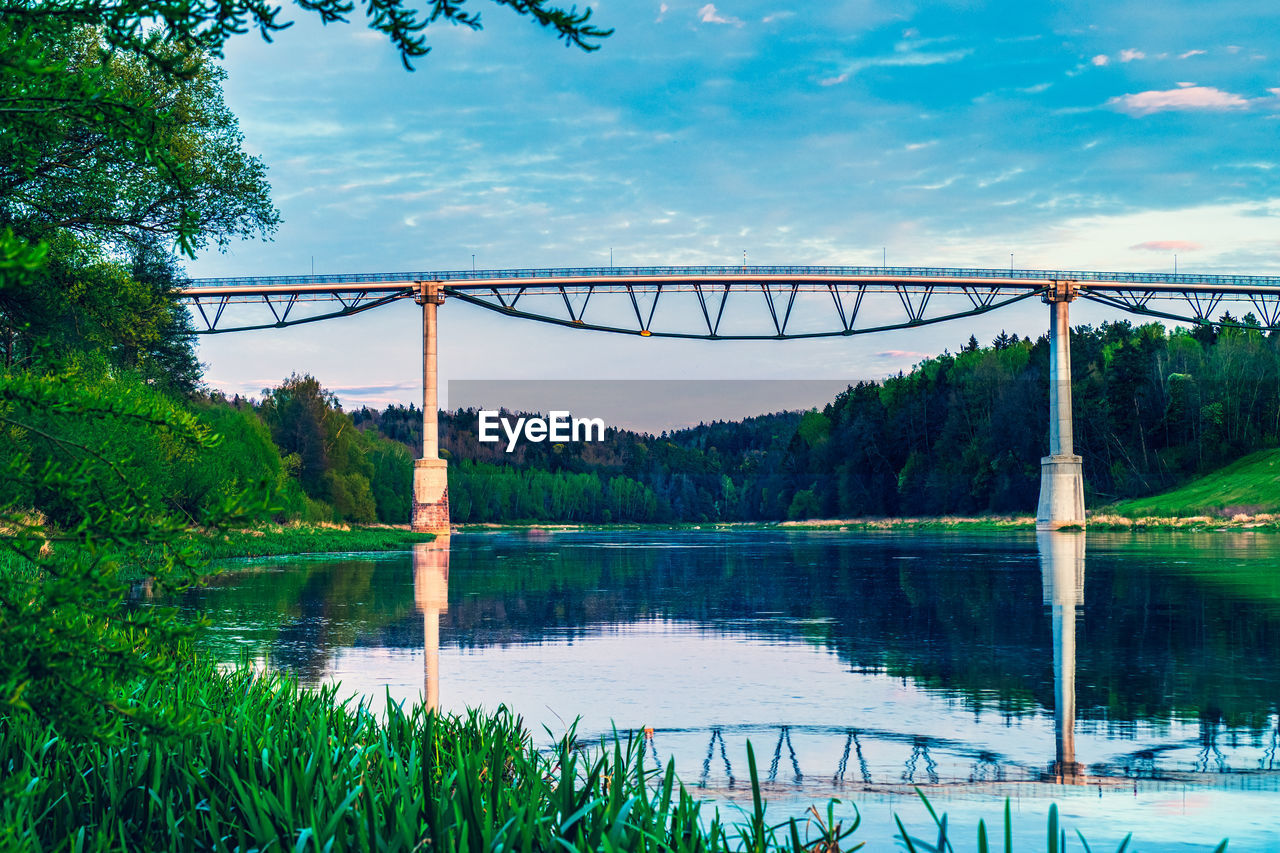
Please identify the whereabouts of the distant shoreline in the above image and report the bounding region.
[453,514,1280,532]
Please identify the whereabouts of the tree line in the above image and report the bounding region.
[352,319,1280,523]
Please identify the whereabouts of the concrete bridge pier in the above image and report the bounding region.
[412,282,451,534]
[1036,280,1086,530]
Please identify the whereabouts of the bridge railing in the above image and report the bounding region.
[190,265,1280,291]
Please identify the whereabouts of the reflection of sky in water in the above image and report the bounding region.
[185,531,1280,851]
[325,621,1280,782]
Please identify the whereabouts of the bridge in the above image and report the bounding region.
[180,265,1280,533]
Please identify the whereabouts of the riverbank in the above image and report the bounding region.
[0,655,1220,852]
[459,514,1280,532]
[179,523,435,562]
[0,523,436,583]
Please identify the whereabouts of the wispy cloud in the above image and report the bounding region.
[1107,84,1249,116]
[762,10,794,23]
[1131,240,1202,251]
[1119,48,1146,62]
[656,2,668,23]
[820,47,972,87]
[698,4,742,26]
[1179,49,1207,59]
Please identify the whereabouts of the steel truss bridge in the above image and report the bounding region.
[182,265,1280,337]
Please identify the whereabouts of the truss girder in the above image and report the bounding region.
[1078,290,1280,333]
[441,283,1046,340]
[189,288,413,333]
[179,267,1280,335]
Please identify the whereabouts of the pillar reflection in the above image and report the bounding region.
[1039,530,1085,783]
[413,537,450,713]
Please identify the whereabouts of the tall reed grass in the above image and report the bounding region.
[0,659,1229,852]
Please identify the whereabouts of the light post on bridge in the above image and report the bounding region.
[413,281,451,534]
[1036,280,1086,529]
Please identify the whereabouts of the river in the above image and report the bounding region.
[180,529,1280,850]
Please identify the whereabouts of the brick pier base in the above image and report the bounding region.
[412,458,450,534]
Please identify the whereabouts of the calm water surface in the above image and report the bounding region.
[181,530,1280,850]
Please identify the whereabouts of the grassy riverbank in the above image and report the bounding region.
[0,657,846,851]
[0,524,435,584]
[1106,448,1280,520]
[0,657,1225,852]
[179,523,434,562]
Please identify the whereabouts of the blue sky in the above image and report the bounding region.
[188,0,1280,411]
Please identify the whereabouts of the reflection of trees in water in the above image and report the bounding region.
[182,557,419,678]
[185,532,1280,731]
[442,533,1280,729]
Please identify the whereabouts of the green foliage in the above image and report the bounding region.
[1110,447,1280,517]
[0,0,611,79]
[0,22,279,258]
[1,235,202,392]
[449,459,661,523]
[0,366,269,738]
[260,373,415,523]
[0,658,810,850]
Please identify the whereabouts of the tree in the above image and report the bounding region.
[1,0,611,72]
[0,27,279,254]
[0,0,612,745]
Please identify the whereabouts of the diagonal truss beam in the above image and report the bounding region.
[442,285,1049,340]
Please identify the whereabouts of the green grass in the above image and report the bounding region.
[0,659,1227,852]
[0,524,435,586]
[179,523,435,562]
[1109,448,1280,519]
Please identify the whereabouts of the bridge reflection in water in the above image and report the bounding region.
[410,533,1280,793]
[413,540,449,713]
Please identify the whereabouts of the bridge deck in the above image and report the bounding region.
[185,264,1280,296]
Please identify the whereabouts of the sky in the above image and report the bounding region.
[187,0,1280,414]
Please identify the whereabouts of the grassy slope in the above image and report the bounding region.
[1109,448,1280,518]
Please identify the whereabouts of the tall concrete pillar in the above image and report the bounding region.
[1036,281,1086,530]
[413,539,450,712]
[1039,530,1085,783]
[412,282,450,534]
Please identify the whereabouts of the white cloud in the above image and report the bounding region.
[819,73,849,87]
[1091,54,1109,66]
[1019,82,1052,94]
[698,4,742,25]
[1119,48,1146,63]
[1179,49,1207,59]
[762,10,794,23]
[656,3,668,22]
[1107,85,1249,116]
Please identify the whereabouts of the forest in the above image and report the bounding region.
[353,319,1280,523]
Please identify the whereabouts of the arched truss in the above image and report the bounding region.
[180,266,1280,335]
